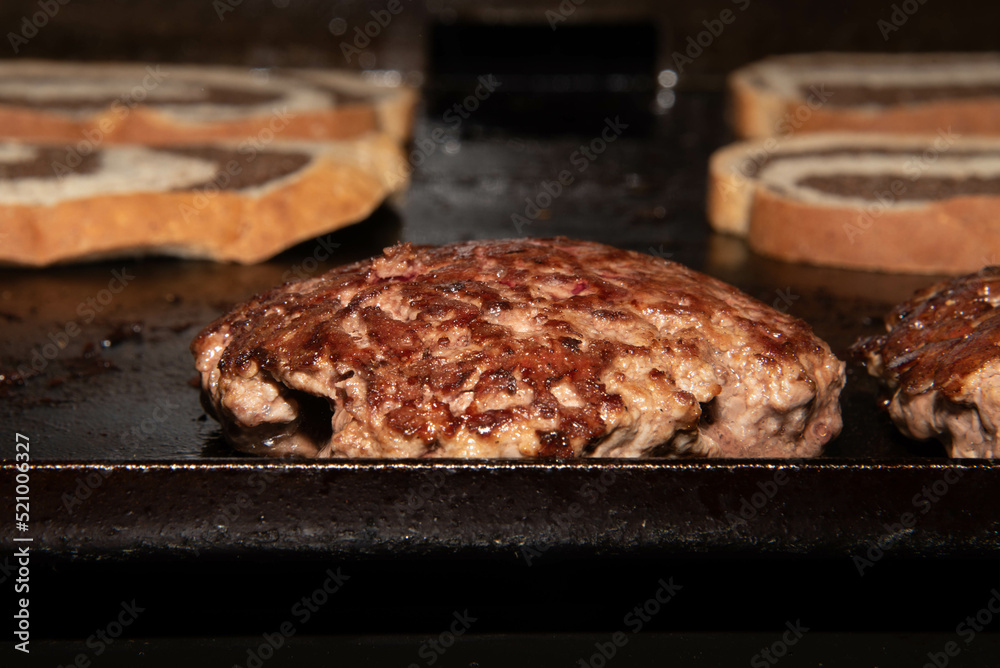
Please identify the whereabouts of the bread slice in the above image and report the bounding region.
[0,134,409,266]
[708,131,1000,274]
[730,53,1000,139]
[708,131,959,236]
[0,60,416,145]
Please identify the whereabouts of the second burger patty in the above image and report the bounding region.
[192,237,845,458]
[854,266,1000,458]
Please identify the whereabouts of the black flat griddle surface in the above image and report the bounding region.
[1,92,997,559]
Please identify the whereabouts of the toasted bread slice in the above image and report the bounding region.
[0,60,416,144]
[708,131,1000,274]
[0,134,409,266]
[730,53,1000,139]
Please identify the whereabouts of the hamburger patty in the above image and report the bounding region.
[191,238,845,458]
[854,266,1000,457]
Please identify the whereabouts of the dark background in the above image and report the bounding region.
[2,0,998,81]
[3,0,1000,664]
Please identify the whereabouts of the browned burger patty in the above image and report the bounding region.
[854,266,1000,458]
[192,238,845,458]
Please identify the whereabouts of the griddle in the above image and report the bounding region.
[2,91,998,566]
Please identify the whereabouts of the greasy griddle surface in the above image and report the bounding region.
[0,92,952,461]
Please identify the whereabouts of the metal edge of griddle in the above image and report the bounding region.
[3,458,998,560]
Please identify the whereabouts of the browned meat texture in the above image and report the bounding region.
[853,266,1000,457]
[192,238,844,458]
